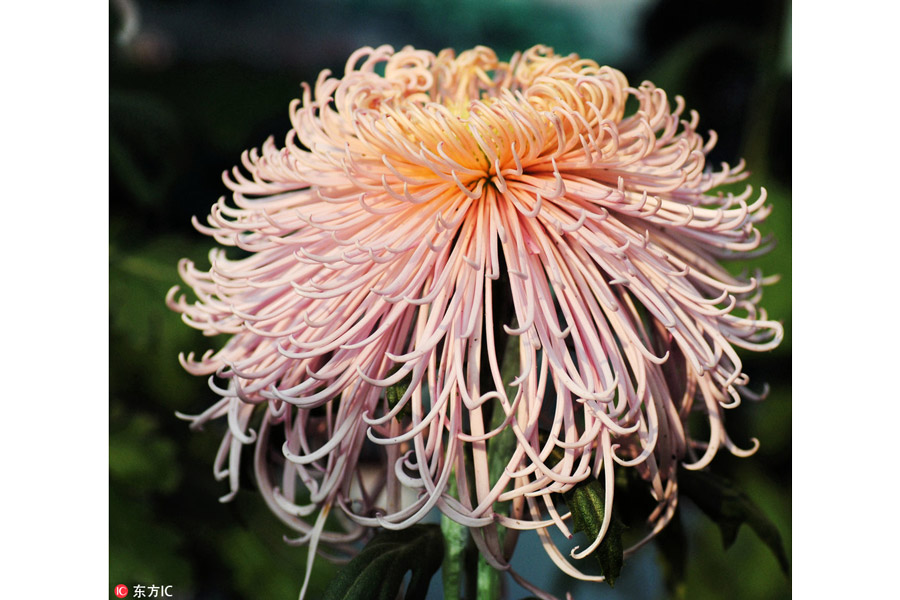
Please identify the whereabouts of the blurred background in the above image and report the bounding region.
[109,0,791,598]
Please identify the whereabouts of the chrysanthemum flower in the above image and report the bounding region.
[168,44,782,597]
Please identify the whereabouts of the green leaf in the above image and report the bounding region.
[385,369,414,421]
[323,524,444,600]
[562,478,625,587]
[679,468,789,575]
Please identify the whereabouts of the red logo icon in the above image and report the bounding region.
[114,584,129,598]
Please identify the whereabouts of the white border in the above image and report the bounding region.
[3,1,108,596]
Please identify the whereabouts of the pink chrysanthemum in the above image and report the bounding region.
[168,44,782,596]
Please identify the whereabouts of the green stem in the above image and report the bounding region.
[441,475,468,599]
[475,331,520,599]
[476,553,502,599]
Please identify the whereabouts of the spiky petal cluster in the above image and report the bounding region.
[168,45,782,597]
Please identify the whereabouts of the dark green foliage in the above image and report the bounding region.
[385,370,414,421]
[562,479,626,587]
[679,468,789,575]
[323,525,444,600]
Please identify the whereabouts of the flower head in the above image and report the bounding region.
[168,44,782,595]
